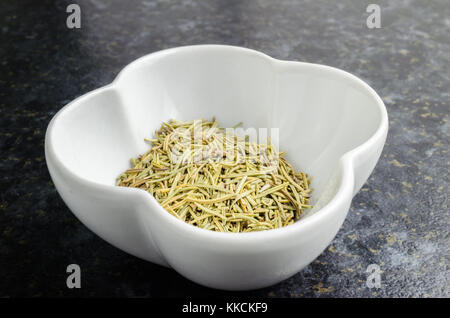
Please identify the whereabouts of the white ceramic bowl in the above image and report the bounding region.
[45,45,388,290]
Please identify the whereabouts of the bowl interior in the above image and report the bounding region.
[50,47,382,215]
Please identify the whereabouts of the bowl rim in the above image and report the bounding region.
[45,44,389,241]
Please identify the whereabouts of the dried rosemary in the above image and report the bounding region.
[116,118,313,232]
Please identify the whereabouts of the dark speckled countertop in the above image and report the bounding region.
[0,0,448,297]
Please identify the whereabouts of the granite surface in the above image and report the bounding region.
[0,0,448,297]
